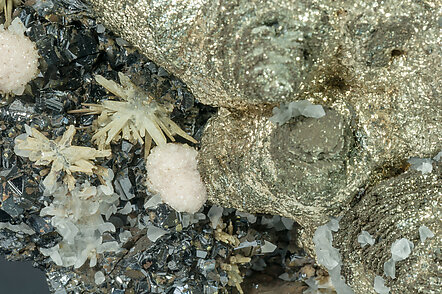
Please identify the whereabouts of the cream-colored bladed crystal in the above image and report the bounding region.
[14,125,111,193]
[70,73,197,157]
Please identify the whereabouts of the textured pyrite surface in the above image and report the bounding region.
[332,164,441,294]
[86,0,441,293]
[198,106,367,229]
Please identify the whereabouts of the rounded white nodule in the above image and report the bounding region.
[146,143,207,214]
[0,18,39,95]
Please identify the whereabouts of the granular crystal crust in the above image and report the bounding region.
[0,18,39,95]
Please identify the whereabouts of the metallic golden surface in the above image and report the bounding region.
[333,164,441,294]
[198,106,369,229]
[86,0,441,168]
[86,0,441,292]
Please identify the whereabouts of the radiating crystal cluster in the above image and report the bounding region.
[13,70,207,270]
[70,72,197,157]
[14,125,111,193]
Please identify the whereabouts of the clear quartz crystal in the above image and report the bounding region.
[357,230,375,247]
[261,240,277,253]
[407,157,433,174]
[208,206,224,229]
[313,219,354,294]
[280,217,294,230]
[418,225,434,243]
[119,231,132,243]
[313,225,340,270]
[269,100,326,126]
[391,238,414,261]
[383,258,396,279]
[39,177,121,268]
[94,271,105,285]
[326,217,340,232]
[146,225,167,242]
[374,276,390,294]
[236,211,257,223]
[144,194,163,209]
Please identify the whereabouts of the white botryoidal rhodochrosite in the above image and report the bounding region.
[146,143,207,214]
[0,17,39,95]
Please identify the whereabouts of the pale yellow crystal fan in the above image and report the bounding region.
[70,72,197,156]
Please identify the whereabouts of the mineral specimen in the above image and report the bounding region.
[0,17,39,96]
[145,143,207,213]
[39,180,120,268]
[69,73,197,157]
[1,1,440,293]
[332,166,441,293]
[269,100,326,126]
[14,125,111,193]
[84,1,441,293]
[86,0,441,221]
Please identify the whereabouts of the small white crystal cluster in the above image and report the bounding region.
[0,18,39,95]
[407,150,441,174]
[312,218,354,294]
[39,179,120,268]
[146,143,207,213]
[14,125,110,193]
[383,238,414,279]
[269,100,326,126]
[357,230,375,247]
[383,225,434,281]
[377,237,414,294]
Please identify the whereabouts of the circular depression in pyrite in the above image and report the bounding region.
[269,109,353,207]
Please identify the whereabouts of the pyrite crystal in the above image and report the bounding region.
[198,106,367,229]
[82,0,442,293]
[332,165,441,294]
